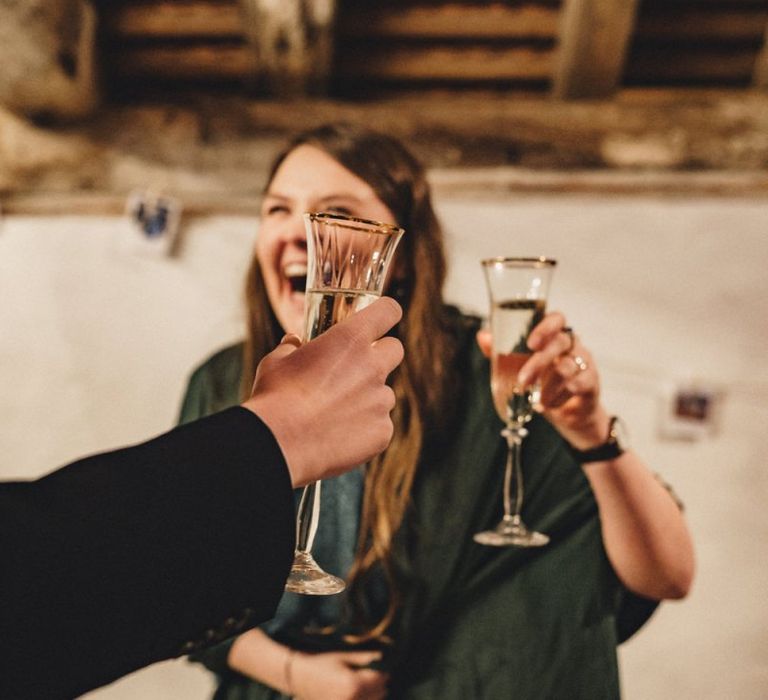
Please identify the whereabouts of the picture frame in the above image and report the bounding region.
[124,190,182,257]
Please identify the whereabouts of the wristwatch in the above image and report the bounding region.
[569,416,629,464]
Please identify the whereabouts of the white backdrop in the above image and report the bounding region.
[1,193,767,699]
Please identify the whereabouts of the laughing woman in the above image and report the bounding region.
[179,123,694,700]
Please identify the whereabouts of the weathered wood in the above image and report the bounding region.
[641,0,768,6]
[113,43,555,82]
[637,9,768,41]
[107,1,562,40]
[4,170,768,216]
[753,22,768,88]
[0,0,99,119]
[3,90,768,201]
[629,48,758,82]
[552,0,640,99]
[337,45,554,81]
[113,44,255,81]
[106,1,242,38]
[237,0,337,95]
[338,3,559,39]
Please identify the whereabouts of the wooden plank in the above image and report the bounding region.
[336,45,554,81]
[106,1,242,38]
[642,0,768,6]
[5,169,768,217]
[552,0,640,99]
[629,48,758,82]
[637,10,768,42]
[112,44,255,81]
[112,43,553,83]
[338,3,559,40]
[754,22,768,88]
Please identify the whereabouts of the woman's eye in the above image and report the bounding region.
[325,205,353,216]
[264,204,289,216]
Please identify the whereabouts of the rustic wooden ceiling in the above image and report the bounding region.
[99,0,768,98]
[3,0,768,207]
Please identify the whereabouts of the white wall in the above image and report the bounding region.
[1,194,766,699]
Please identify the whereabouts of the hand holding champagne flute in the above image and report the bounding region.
[475,257,556,548]
[285,212,404,595]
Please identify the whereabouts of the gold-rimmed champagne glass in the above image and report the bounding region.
[474,257,557,548]
[284,212,404,595]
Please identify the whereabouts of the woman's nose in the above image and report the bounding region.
[280,214,308,248]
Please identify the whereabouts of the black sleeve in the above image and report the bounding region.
[0,407,295,700]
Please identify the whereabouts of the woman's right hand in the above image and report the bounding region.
[291,650,389,700]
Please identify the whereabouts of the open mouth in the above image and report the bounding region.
[283,262,307,294]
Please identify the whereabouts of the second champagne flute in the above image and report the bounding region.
[474,257,556,548]
[284,212,404,595]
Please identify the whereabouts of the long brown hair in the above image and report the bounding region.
[242,123,458,639]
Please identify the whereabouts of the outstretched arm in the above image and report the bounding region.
[0,297,403,699]
[478,316,694,600]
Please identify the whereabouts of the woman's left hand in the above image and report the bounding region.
[479,313,696,601]
[477,311,610,450]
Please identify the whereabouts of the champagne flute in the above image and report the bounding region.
[474,257,556,548]
[284,212,404,595]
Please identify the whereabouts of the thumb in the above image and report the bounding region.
[340,650,383,668]
[252,334,302,390]
[266,333,303,361]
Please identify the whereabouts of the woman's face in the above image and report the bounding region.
[257,144,397,336]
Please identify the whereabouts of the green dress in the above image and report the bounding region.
[179,310,657,700]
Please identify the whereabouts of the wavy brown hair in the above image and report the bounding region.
[241,123,458,640]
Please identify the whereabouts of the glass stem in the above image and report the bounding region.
[502,425,527,524]
[295,480,322,554]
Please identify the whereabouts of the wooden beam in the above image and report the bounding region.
[113,44,255,81]
[337,45,553,81]
[552,0,640,99]
[112,43,553,83]
[637,10,768,42]
[753,22,768,88]
[629,47,757,83]
[4,169,768,217]
[338,3,559,40]
[105,1,242,38]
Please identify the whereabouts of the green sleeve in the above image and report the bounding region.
[177,344,245,426]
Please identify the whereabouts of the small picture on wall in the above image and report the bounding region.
[124,190,182,257]
[659,382,723,441]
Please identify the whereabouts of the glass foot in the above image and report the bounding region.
[284,551,346,595]
[474,517,549,548]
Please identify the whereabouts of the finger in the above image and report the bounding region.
[379,385,397,413]
[476,328,492,358]
[527,310,566,351]
[354,668,389,691]
[329,297,403,347]
[553,353,583,381]
[279,333,303,349]
[341,650,384,667]
[264,338,301,362]
[371,336,405,377]
[250,339,299,388]
[518,328,582,387]
[562,366,597,396]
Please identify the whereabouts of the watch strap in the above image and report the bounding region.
[568,416,626,464]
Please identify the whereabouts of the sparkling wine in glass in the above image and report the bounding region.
[474,257,556,548]
[284,212,404,595]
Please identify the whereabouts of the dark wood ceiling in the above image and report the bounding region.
[99,0,768,100]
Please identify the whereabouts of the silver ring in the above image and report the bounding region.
[572,354,588,372]
[562,326,575,353]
